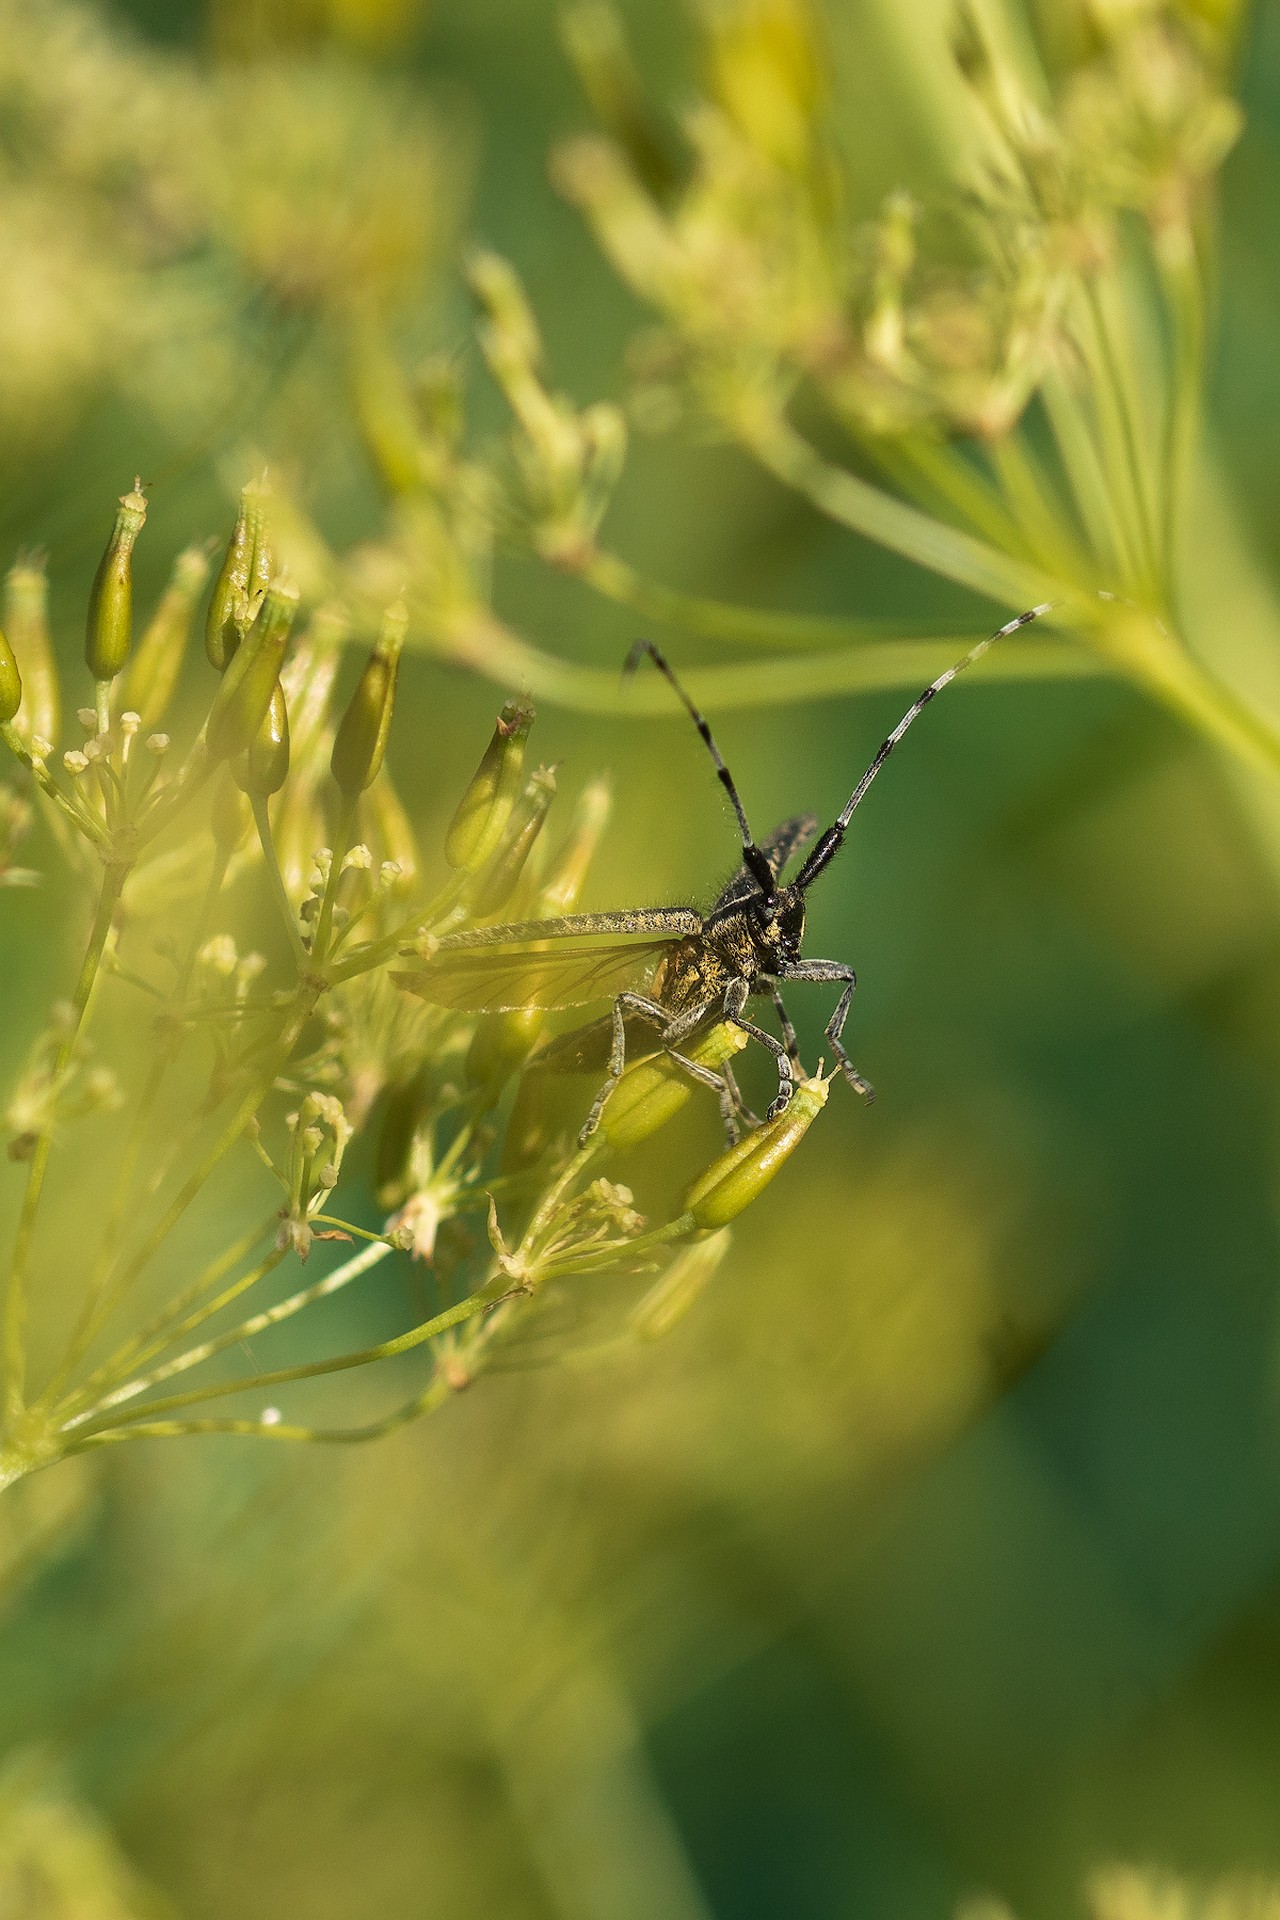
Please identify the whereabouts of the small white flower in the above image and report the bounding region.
[389,1191,441,1262]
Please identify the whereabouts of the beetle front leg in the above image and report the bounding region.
[781,959,874,1101]
[723,979,795,1118]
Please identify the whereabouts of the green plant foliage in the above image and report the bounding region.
[3,0,1280,1916]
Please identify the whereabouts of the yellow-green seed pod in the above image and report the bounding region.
[471,764,556,917]
[246,480,273,608]
[466,1007,547,1090]
[232,678,290,798]
[444,698,534,871]
[330,599,407,799]
[206,480,271,671]
[601,1021,748,1152]
[85,480,147,682]
[683,1068,831,1229]
[207,576,299,763]
[374,1065,431,1208]
[629,1230,730,1342]
[120,543,211,728]
[560,3,677,201]
[0,625,21,725]
[3,558,58,748]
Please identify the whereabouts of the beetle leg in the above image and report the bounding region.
[723,978,794,1118]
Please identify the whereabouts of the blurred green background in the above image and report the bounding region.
[7,1,1280,1916]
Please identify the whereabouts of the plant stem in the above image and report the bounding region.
[252,795,308,965]
[1,859,128,1423]
[312,796,356,965]
[84,997,320,1342]
[57,1216,277,1415]
[1093,601,1280,779]
[432,607,1098,721]
[44,847,233,1401]
[738,411,1062,611]
[67,1260,508,1436]
[573,546,941,650]
[66,1239,394,1428]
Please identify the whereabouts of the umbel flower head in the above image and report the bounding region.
[0,478,832,1496]
[555,0,1241,448]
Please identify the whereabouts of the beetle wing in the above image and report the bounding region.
[525,1010,661,1076]
[394,939,676,1014]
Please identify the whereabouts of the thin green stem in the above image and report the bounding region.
[1040,370,1125,583]
[1157,233,1205,600]
[44,847,234,1401]
[65,1239,393,1429]
[1077,279,1161,600]
[869,433,1033,561]
[2,859,128,1421]
[312,795,356,965]
[251,794,308,965]
[135,740,214,848]
[83,997,319,1344]
[56,1215,277,1415]
[0,725,112,852]
[308,1215,400,1247]
[737,410,1063,611]
[573,546,946,651]
[424,608,1098,729]
[1092,600,1280,779]
[67,1261,507,1436]
[987,431,1093,587]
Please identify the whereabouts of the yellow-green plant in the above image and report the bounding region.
[0,482,812,1496]
[544,0,1276,757]
[313,0,1280,787]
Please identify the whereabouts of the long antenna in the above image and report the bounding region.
[796,604,1055,893]
[625,639,776,896]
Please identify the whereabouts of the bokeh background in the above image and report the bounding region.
[6,1,1280,1916]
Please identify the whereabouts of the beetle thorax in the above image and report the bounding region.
[706,884,805,980]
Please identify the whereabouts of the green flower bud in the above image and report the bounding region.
[85,480,147,683]
[629,1230,730,1342]
[330,599,407,799]
[3,559,58,748]
[601,1021,748,1152]
[560,3,678,201]
[683,1068,830,1229]
[232,678,290,797]
[206,480,271,672]
[246,482,274,607]
[444,698,534,871]
[207,576,300,763]
[0,625,21,725]
[470,764,557,918]
[120,543,211,728]
[466,1007,546,1091]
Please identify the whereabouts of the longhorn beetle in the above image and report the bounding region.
[397,605,1053,1146]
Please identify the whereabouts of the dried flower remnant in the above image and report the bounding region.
[0,481,819,1498]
